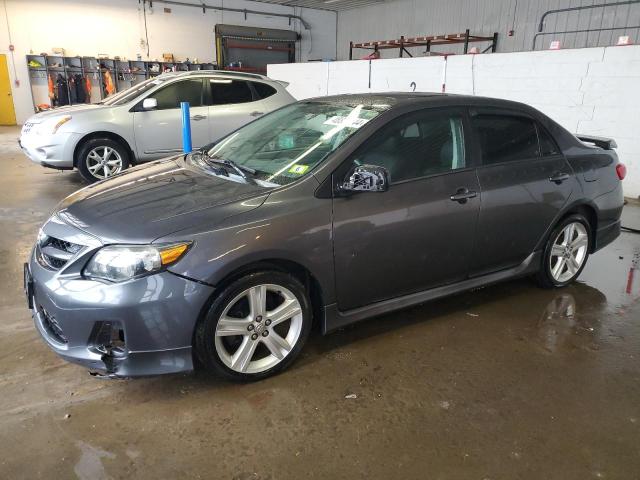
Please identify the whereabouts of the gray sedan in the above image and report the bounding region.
[25,93,625,381]
[19,71,294,182]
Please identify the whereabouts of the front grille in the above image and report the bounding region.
[47,237,83,254]
[39,305,68,344]
[36,235,83,271]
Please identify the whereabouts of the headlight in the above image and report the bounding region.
[36,115,72,135]
[84,243,191,282]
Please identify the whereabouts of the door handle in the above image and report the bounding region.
[450,188,477,204]
[250,111,264,117]
[549,172,570,184]
[191,114,207,121]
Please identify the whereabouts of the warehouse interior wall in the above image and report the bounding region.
[337,0,640,60]
[268,45,640,199]
[0,0,336,124]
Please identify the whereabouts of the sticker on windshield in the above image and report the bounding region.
[324,116,369,128]
[288,164,310,175]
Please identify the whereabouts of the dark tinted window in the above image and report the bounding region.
[251,81,277,99]
[472,114,539,164]
[209,79,254,105]
[351,109,466,183]
[537,124,560,156]
[152,79,203,110]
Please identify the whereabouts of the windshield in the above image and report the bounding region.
[197,100,390,186]
[102,77,171,106]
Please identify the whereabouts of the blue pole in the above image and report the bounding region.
[181,102,192,153]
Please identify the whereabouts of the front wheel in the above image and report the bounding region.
[535,214,591,288]
[195,271,312,381]
[77,138,130,183]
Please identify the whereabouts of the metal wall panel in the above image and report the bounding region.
[337,0,640,60]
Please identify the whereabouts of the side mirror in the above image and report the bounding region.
[142,98,158,110]
[342,164,389,193]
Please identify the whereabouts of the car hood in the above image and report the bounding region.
[28,103,107,123]
[55,157,270,244]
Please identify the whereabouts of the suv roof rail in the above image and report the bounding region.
[171,70,269,81]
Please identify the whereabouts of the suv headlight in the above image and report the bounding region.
[36,115,72,135]
[84,243,191,282]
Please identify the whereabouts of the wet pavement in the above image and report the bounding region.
[1,125,639,479]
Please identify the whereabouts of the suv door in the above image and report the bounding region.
[205,78,263,142]
[133,78,209,161]
[468,109,574,275]
[332,108,480,311]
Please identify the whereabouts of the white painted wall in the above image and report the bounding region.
[268,45,640,198]
[0,0,336,124]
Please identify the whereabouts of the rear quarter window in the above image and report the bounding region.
[251,82,277,100]
[537,124,561,156]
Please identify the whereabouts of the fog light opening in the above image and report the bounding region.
[92,321,127,358]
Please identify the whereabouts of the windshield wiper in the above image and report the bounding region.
[194,151,257,184]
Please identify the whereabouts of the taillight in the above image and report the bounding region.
[616,163,627,180]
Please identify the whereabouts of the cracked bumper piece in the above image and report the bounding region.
[28,254,215,377]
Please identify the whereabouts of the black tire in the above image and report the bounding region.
[194,271,312,382]
[76,137,130,183]
[534,214,592,289]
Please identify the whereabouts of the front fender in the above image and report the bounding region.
[161,180,336,305]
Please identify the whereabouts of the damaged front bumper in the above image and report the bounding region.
[27,236,214,377]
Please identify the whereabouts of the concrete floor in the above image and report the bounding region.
[1,125,639,480]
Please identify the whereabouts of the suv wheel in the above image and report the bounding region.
[535,214,591,288]
[195,271,312,381]
[77,138,130,183]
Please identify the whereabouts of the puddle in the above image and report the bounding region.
[74,441,115,480]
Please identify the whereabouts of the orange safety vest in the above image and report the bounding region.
[85,76,92,101]
[103,71,115,96]
[48,74,55,100]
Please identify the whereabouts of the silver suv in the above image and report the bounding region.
[19,71,295,182]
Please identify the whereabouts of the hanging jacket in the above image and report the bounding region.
[68,75,77,104]
[74,74,86,103]
[56,74,69,106]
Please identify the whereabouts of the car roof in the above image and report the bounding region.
[159,70,272,82]
[305,92,534,112]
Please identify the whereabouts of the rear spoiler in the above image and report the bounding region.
[576,134,617,150]
[274,80,290,88]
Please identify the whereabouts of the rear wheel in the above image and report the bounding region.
[535,214,591,288]
[195,271,312,381]
[77,138,130,183]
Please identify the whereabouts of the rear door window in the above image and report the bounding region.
[472,114,539,165]
[208,79,254,105]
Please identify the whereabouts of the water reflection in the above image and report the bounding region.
[535,284,607,354]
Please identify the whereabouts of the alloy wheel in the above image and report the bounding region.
[549,221,589,283]
[214,284,303,374]
[85,146,123,179]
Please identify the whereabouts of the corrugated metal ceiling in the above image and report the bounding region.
[251,0,390,12]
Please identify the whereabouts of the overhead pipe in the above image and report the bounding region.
[142,0,311,30]
[537,1,640,33]
[532,25,640,50]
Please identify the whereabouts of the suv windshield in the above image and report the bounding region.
[198,100,390,186]
[102,77,171,106]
